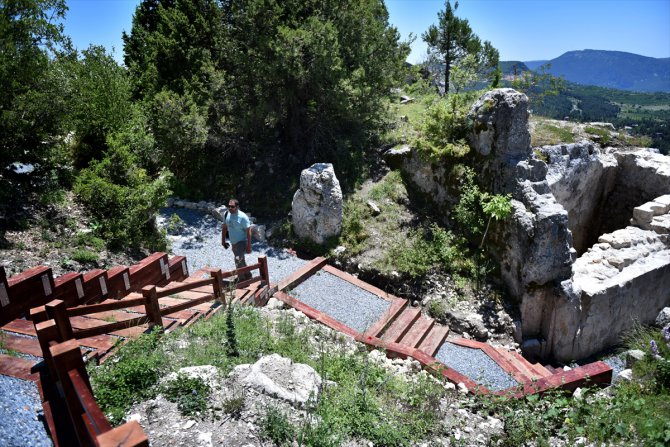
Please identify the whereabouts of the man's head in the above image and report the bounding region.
[228,198,240,214]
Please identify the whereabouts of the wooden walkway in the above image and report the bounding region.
[275,257,613,396]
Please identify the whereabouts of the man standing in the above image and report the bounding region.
[222,199,252,281]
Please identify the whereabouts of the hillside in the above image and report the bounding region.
[534,50,670,93]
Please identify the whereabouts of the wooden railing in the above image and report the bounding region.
[50,339,148,447]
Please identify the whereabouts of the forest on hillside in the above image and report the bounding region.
[1,0,410,248]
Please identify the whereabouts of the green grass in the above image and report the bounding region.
[90,306,453,445]
[71,248,98,263]
[584,125,612,145]
[531,122,576,146]
[480,323,670,446]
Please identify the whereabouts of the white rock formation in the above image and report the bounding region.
[229,354,322,408]
[291,163,343,245]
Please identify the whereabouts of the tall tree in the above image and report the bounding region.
[422,0,499,95]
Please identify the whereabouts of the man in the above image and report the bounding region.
[221,199,252,281]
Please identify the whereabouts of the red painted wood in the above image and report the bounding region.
[482,345,530,383]
[418,325,449,357]
[277,257,328,292]
[364,298,407,338]
[0,331,43,357]
[399,315,434,348]
[53,272,84,307]
[82,269,109,304]
[449,337,487,349]
[0,353,38,380]
[2,318,37,336]
[97,420,149,447]
[381,307,421,343]
[2,266,55,325]
[128,252,169,292]
[106,265,130,299]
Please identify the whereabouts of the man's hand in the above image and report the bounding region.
[223,242,230,249]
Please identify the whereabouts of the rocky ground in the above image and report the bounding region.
[0,191,144,277]
[127,303,507,447]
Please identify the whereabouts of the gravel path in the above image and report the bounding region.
[290,271,391,333]
[436,342,519,391]
[0,375,52,446]
[159,207,307,284]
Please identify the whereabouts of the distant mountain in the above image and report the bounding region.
[504,50,669,93]
[523,60,549,71]
[499,61,530,75]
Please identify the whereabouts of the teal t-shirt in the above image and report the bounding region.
[226,210,251,244]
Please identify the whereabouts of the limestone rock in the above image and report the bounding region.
[383,144,411,170]
[230,354,322,408]
[625,349,646,368]
[291,163,343,245]
[657,307,670,327]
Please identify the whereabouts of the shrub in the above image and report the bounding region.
[71,248,98,264]
[162,374,210,417]
[74,139,172,249]
[413,93,474,161]
[260,406,296,445]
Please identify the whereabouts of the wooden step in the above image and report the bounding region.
[381,307,422,343]
[399,315,434,348]
[492,347,536,381]
[0,353,38,381]
[364,298,407,338]
[2,319,37,336]
[0,332,43,357]
[417,325,449,357]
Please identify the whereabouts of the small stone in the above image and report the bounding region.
[614,368,633,383]
[572,387,583,400]
[457,382,468,395]
[656,307,670,327]
[625,349,645,368]
[183,420,196,429]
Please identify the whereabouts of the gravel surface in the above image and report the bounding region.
[436,342,518,391]
[602,354,626,378]
[0,375,52,447]
[159,207,307,284]
[290,271,391,333]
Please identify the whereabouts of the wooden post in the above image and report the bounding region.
[210,269,223,301]
[30,305,49,324]
[97,420,149,447]
[35,320,60,379]
[46,299,74,341]
[258,256,269,285]
[50,340,94,446]
[141,286,162,328]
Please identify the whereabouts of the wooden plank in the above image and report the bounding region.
[417,325,449,357]
[0,353,38,381]
[380,307,422,343]
[399,315,434,348]
[2,318,37,336]
[77,334,118,351]
[53,272,85,307]
[277,257,328,292]
[82,269,109,304]
[67,296,146,317]
[156,278,214,298]
[364,298,407,338]
[106,266,131,299]
[2,266,55,325]
[482,345,531,383]
[449,337,487,349]
[128,252,169,292]
[97,420,149,447]
[0,332,43,357]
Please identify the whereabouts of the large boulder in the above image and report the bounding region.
[291,163,343,245]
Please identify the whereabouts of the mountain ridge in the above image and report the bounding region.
[503,49,670,93]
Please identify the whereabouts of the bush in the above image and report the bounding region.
[71,248,98,264]
[413,93,477,161]
[162,374,210,417]
[74,139,172,249]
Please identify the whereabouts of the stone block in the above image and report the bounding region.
[624,349,645,368]
[656,307,670,327]
[651,215,670,234]
[633,203,656,223]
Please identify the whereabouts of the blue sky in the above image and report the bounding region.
[63,0,670,65]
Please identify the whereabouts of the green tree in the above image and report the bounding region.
[422,0,499,96]
[510,63,565,110]
[0,0,71,202]
[479,193,512,249]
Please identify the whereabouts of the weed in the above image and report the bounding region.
[166,213,185,235]
[162,374,210,417]
[532,122,576,146]
[221,389,245,419]
[225,306,239,357]
[427,299,448,321]
[260,406,296,445]
[75,232,106,251]
[71,248,98,264]
[584,125,612,145]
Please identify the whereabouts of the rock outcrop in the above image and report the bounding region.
[397,88,670,362]
[291,163,343,245]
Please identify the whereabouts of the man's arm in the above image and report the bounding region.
[245,226,252,254]
[222,224,229,249]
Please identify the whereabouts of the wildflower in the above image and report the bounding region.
[650,339,659,356]
[662,324,670,343]
[192,389,198,396]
